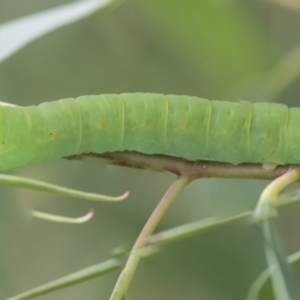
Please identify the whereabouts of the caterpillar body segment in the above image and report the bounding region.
[0,93,299,171]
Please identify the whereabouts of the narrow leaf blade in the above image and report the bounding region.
[0,0,115,63]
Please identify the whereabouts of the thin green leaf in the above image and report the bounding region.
[0,173,129,201]
[264,220,300,299]
[247,250,300,300]
[32,208,95,224]
[6,259,121,300]
[0,0,117,63]
[148,213,250,246]
[247,220,300,300]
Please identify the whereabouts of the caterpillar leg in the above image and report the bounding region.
[262,163,278,171]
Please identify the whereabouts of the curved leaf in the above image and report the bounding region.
[0,0,116,63]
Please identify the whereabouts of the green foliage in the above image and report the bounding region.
[136,0,270,92]
[1,1,300,300]
[247,241,300,300]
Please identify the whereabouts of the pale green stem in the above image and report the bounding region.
[254,169,300,299]
[6,259,120,300]
[32,208,94,224]
[0,174,129,201]
[9,191,300,300]
[247,250,300,300]
[255,169,300,213]
[109,175,193,300]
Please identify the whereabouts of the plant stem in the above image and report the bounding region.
[74,151,300,181]
[254,169,300,221]
[259,169,300,206]
[109,175,192,300]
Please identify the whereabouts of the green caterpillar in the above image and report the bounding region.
[0,92,299,171]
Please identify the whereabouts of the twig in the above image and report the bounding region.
[67,151,300,180]
[109,176,193,300]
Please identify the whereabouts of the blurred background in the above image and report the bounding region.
[0,0,300,299]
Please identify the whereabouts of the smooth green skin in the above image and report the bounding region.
[0,93,299,171]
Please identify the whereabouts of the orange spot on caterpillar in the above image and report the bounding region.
[99,122,105,128]
[224,129,230,135]
[50,133,58,140]
[49,132,59,141]
[183,124,189,130]
[143,121,148,127]
[265,132,270,138]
